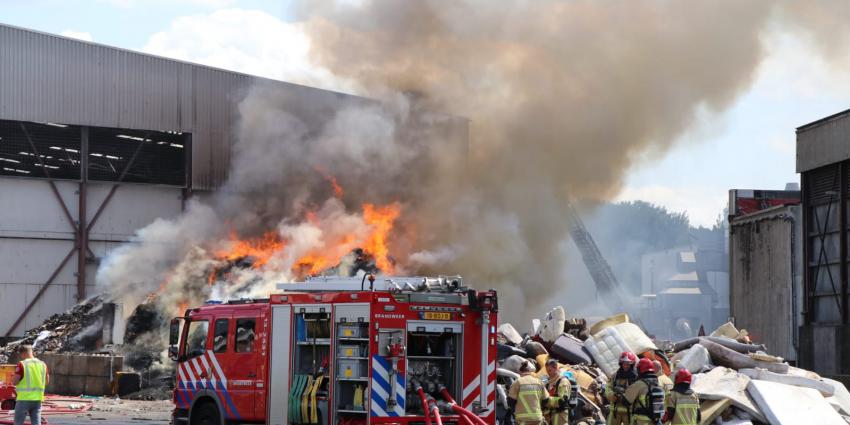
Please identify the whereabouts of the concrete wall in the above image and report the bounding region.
[0,177,182,336]
[729,205,803,362]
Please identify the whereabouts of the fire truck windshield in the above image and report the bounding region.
[185,320,209,359]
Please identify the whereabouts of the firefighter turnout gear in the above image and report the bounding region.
[15,358,47,402]
[545,374,572,425]
[624,373,665,425]
[509,373,550,425]
[605,365,637,425]
[663,383,700,425]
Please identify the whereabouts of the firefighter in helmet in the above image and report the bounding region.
[543,359,571,425]
[624,358,665,425]
[605,351,637,425]
[662,369,700,425]
[508,361,550,425]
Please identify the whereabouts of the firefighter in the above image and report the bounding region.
[508,361,550,425]
[662,369,700,425]
[624,358,664,425]
[652,361,673,393]
[605,351,637,425]
[543,359,571,425]
[12,344,49,425]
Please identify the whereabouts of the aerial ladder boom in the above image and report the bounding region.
[566,201,630,314]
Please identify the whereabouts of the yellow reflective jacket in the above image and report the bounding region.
[16,358,47,402]
[509,373,549,422]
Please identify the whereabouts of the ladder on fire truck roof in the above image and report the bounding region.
[566,200,630,313]
[276,275,465,293]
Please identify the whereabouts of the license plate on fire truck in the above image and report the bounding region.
[423,312,451,320]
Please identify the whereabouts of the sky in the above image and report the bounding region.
[3,0,850,227]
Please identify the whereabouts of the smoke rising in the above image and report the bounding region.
[96,0,850,331]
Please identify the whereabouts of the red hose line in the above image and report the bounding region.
[417,387,433,425]
[450,404,488,425]
[440,387,487,425]
[437,387,471,425]
[439,387,456,404]
[431,404,444,425]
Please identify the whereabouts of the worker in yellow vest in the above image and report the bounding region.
[605,351,637,425]
[543,359,571,425]
[12,344,49,425]
[662,369,700,425]
[624,358,665,425]
[508,362,550,425]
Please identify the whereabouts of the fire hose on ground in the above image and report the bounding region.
[440,387,487,425]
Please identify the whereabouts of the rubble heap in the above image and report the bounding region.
[496,307,850,425]
[0,296,105,364]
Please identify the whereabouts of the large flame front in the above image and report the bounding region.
[151,172,405,314]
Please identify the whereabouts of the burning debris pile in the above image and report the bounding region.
[0,296,105,364]
[496,307,850,425]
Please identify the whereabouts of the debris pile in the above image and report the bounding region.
[0,296,105,364]
[497,308,850,425]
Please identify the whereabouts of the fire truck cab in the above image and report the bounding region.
[170,276,498,425]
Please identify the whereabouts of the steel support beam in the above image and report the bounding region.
[77,127,89,301]
[20,123,77,232]
[3,247,76,337]
[843,161,849,325]
[85,135,146,234]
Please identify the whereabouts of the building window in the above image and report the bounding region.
[88,126,188,186]
[0,120,81,180]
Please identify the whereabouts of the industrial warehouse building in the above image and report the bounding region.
[796,111,850,380]
[0,23,468,339]
[731,112,850,381]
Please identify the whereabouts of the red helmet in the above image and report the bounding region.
[637,358,655,375]
[619,351,637,365]
[675,369,692,384]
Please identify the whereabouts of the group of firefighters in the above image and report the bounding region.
[507,352,701,425]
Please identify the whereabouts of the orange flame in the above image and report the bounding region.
[362,202,401,273]
[214,231,285,268]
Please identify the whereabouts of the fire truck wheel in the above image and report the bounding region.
[191,401,222,425]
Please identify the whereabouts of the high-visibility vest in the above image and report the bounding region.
[16,358,47,402]
[546,376,571,425]
[665,390,699,425]
[512,374,547,422]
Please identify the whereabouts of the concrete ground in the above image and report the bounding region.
[2,399,172,425]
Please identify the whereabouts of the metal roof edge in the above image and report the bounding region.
[796,107,850,132]
[0,21,368,103]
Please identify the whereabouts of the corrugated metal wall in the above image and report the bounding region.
[0,23,356,189]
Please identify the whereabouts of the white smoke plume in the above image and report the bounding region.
[96,0,850,333]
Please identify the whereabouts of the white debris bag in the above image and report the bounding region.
[674,343,712,373]
[538,306,566,343]
[498,323,523,346]
[747,379,845,425]
[503,355,530,374]
[584,322,656,377]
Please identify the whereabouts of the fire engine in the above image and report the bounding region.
[169,275,498,425]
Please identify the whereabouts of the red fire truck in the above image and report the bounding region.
[169,276,498,425]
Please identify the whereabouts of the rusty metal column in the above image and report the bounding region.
[842,161,849,324]
[77,127,89,302]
